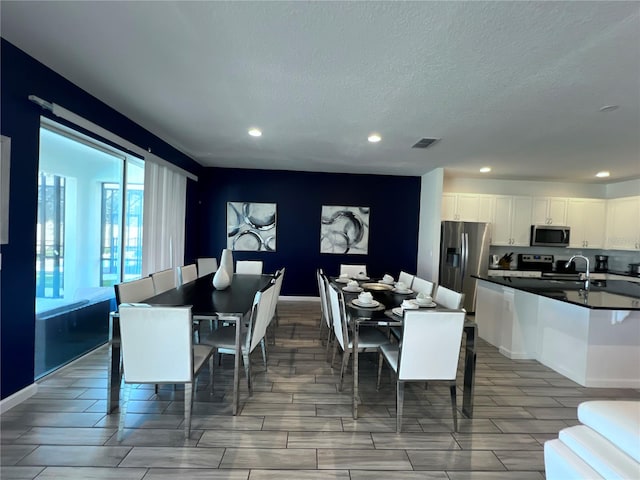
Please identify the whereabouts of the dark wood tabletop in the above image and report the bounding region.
[143,273,273,316]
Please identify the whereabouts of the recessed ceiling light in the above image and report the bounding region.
[368,133,381,143]
[248,128,262,137]
[599,105,619,112]
[595,171,610,178]
[479,167,491,173]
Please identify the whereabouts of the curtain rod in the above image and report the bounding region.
[28,94,198,181]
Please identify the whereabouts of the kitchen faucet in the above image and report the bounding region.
[566,255,590,290]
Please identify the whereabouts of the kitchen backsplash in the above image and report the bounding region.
[489,245,640,273]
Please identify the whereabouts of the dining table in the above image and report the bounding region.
[107,272,273,416]
[333,276,477,420]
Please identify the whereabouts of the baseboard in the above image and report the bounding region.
[498,346,535,360]
[280,296,320,302]
[0,383,38,414]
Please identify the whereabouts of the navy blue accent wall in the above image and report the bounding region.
[0,40,202,400]
[197,168,421,296]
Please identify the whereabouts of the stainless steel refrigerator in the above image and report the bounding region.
[439,221,491,313]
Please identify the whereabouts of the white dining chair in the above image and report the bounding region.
[267,267,285,330]
[197,257,218,277]
[327,282,388,391]
[151,268,177,294]
[117,305,215,440]
[236,260,263,274]
[412,276,435,296]
[377,309,465,432]
[340,264,367,278]
[316,269,334,358]
[398,271,415,288]
[114,277,155,304]
[434,285,464,309]
[201,281,276,397]
[178,264,198,286]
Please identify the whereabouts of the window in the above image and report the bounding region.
[35,120,144,378]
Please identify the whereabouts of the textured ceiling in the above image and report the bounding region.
[2,1,639,182]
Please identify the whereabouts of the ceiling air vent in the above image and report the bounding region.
[412,138,440,149]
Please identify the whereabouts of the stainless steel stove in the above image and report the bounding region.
[518,254,554,272]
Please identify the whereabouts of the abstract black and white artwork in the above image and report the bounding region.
[320,205,369,254]
[227,202,276,251]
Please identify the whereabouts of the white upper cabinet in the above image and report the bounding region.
[491,195,533,246]
[442,193,494,222]
[532,197,568,226]
[606,196,640,251]
[566,198,606,249]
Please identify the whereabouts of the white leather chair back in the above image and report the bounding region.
[115,277,155,304]
[316,269,331,329]
[197,257,218,277]
[340,264,367,278]
[178,264,198,285]
[327,282,348,350]
[398,310,464,381]
[249,282,277,353]
[151,268,177,294]
[119,305,193,383]
[434,285,464,309]
[398,271,415,288]
[412,277,435,296]
[236,260,263,274]
[267,268,285,322]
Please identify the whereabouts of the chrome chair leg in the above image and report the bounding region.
[396,380,405,433]
[117,383,131,441]
[450,382,458,432]
[338,351,350,392]
[184,382,193,438]
[376,352,384,390]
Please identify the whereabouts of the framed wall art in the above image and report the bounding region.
[227,201,276,251]
[320,205,369,254]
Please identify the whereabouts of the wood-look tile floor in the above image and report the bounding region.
[2,301,639,479]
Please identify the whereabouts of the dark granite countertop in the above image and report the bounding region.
[473,275,640,310]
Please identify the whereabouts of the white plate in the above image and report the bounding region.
[355,276,370,281]
[379,279,394,285]
[416,301,437,308]
[400,303,419,310]
[392,307,404,317]
[335,277,350,283]
[352,299,380,308]
[342,286,363,293]
[392,288,413,294]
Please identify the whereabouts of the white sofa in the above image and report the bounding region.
[544,401,640,479]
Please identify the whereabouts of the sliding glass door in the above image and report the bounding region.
[35,119,144,378]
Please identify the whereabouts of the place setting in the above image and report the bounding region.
[392,281,413,294]
[335,273,351,283]
[351,291,382,309]
[342,279,363,293]
[392,294,437,316]
[354,271,370,281]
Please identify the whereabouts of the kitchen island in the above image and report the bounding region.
[473,275,640,388]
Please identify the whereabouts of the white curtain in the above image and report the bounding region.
[142,160,187,276]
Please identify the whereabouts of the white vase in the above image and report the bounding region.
[220,248,234,279]
[212,264,231,290]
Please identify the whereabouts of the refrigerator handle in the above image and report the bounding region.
[461,232,468,287]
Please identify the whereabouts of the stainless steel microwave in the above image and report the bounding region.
[530,225,570,247]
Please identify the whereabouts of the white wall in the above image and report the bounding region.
[417,168,444,282]
[606,178,640,198]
